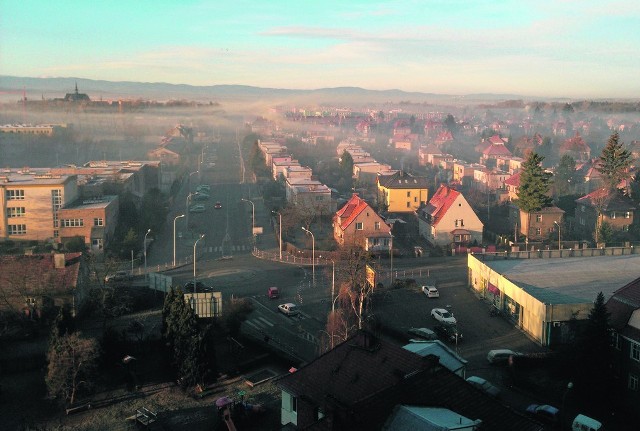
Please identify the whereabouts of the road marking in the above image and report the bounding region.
[257,317,274,327]
[245,320,261,331]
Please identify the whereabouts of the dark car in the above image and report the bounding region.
[183,281,212,292]
[433,324,462,343]
[526,404,560,425]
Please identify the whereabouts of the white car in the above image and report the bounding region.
[422,285,439,298]
[278,303,299,316]
[431,308,457,325]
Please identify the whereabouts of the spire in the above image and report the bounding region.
[75,81,78,95]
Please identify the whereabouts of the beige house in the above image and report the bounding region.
[57,195,119,251]
[418,185,483,247]
[333,194,391,252]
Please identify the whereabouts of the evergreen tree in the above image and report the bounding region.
[597,132,632,191]
[517,152,553,245]
[554,154,581,196]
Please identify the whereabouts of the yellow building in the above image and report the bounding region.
[0,170,78,242]
[377,171,429,213]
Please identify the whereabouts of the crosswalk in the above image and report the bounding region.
[243,313,318,345]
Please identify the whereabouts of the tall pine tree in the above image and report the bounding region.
[597,132,632,191]
[517,152,553,246]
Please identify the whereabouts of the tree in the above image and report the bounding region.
[596,132,632,191]
[46,315,99,407]
[516,152,553,245]
[335,248,376,331]
[443,114,457,136]
[554,154,582,196]
[339,150,354,175]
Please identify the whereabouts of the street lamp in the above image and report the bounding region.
[241,198,255,237]
[144,229,151,281]
[562,381,574,427]
[189,170,199,192]
[389,232,394,282]
[272,210,282,260]
[554,221,561,251]
[173,214,185,266]
[185,192,194,232]
[301,227,315,285]
[330,259,335,314]
[193,234,205,293]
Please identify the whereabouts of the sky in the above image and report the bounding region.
[2,0,639,99]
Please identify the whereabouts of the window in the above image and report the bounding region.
[581,205,585,212]
[629,374,638,391]
[414,197,417,202]
[611,331,622,350]
[536,214,542,222]
[623,225,630,232]
[61,219,84,227]
[406,201,410,208]
[93,218,104,226]
[631,342,640,361]
[580,217,585,226]
[611,212,616,219]
[51,189,62,209]
[6,189,25,200]
[535,228,541,235]
[7,207,25,217]
[355,222,363,230]
[406,191,411,197]
[291,396,297,413]
[626,211,631,219]
[374,222,380,230]
[8,224,27,235]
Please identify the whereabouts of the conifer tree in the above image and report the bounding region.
[597,132,632,191]
[516,152,552,245]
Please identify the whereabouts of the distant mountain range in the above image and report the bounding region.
[0,75,530,105]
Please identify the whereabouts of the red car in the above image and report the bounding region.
[214,202,222,209]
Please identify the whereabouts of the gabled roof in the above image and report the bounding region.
[606,277,640,334]
[377,171,430,189]
[483,143,513,157]
[423,185,460,226]
[575,188,636,211]
[277,330,543,431]
[560,132,590,152]
[0,253,82,295]
[334,193,373,230]
[488,134,507,145]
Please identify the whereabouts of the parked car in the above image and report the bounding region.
[422,285,439,298]
[214,201,222,209]
[184,281,211,292]
[487,349,522,365]
[431,307,456,325]
[105,270,132,283]
[433,324,462,342]
[572,414,602,431]
[466,376,501,398]
[189,204,206,213]
[278,303,299,316]
[267,287,280,299]
[193,192,210,201]
[407,327,438,341]
[526,404,560,425]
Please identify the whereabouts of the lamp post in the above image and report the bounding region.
[143,229,151,281]
[562,381,573,427]
[272,210,282,260]
[389,232,394,282]
[193,234,205,293]
[241,198,255,237]
[189,170,199,192]
[554,221,561,251]
[185,192,193,232]
[173,214,185,266]
[302,227,315,285]
[330,259,335,314]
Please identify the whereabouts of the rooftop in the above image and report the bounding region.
[481,254,640,304]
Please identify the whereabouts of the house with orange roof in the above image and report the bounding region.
[560,132,591,162]
[504,171,521,201]
[418,185,483,247]
[575,188,635,241]
[333,194,391,252]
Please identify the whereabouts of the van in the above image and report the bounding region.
[268,287,279,299]
[572,414,602,431]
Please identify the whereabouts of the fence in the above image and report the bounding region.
[475,245,637,261]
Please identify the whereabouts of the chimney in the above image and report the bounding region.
[53,253,66,269]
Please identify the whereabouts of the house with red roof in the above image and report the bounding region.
[0,253,88,319]
[560,132,591,162]
[276,330,543,430]
[418,185,483,247]
[504,171,521,201]
[333,194,391,252]
[606,277,640,410]
[480,139,512,164]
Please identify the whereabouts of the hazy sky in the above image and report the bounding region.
[2,0,639,98]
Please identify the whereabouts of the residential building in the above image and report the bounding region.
[0,171,78,243]
[0,123,69,136]
[452,161,486,184]
[0,253,88,318]
[353,162,393,184]
[606,277,640,410]
[560,132,591,162]
[512,205,565,242]
[276,330,542,430]
[575,188,635,241]
[504,171,521,201]
[377,171,429,213]
[333,194,391,252]
[418,185,483,247]
[404,340,467,377]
